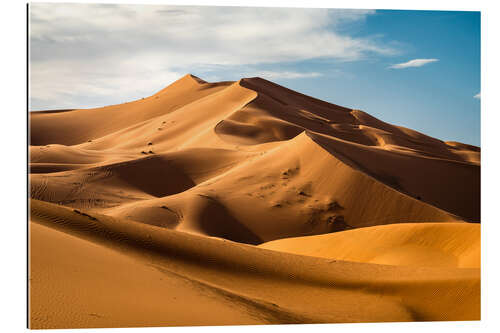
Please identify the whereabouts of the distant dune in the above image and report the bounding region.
[29,74,480,328]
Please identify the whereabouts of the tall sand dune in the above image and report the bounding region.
[29,74,480,328]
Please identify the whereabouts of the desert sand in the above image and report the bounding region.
[29,74,480,328]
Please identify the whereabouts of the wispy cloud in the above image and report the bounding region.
[253,71,322,80]
[474,92,481,99]
[29,3,397,110]
[389,58,439,69]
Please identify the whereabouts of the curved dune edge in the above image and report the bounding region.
[30,199,479,328]
[105,131,460,243]
[306,131,479,222]
[30,75,479,223]
[260,222,480,268]
[30,131,461,243]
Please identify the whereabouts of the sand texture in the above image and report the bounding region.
[29,74,480,328]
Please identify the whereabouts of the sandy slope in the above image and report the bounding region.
[30,75,234,146]
[260,222,480,268]
[30,222,266,328]
[29,74,480,327]
[30,200,479,328]
[105,131,459,243]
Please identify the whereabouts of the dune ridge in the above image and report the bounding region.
[29,74,480,328]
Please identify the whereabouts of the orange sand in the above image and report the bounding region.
[29,74,480,328]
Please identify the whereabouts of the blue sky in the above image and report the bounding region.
[258,10,481,146]
[30,5,480,145]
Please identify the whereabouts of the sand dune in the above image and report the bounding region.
[260,222,480,268]
[30,75,233,146]
[105,131,459,243]
[29,74,480,328]
[30,200,479,328]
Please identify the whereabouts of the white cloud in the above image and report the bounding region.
[474,92,481,99]
[29,3,397,109]
[389,58,439,69]
[30,59,183,109]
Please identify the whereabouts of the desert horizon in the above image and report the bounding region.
[29,73,480,328]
